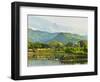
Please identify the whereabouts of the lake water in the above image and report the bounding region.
[28,59,62,66]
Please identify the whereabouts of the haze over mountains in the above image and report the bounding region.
[28,16,87,44]
[28,28,87,44]
[28,16,88,35]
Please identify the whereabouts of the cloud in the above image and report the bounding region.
[28,15,88,35]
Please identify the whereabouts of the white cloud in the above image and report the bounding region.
[28,15,88,35]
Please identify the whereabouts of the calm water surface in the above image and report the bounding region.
[28,59,62,66]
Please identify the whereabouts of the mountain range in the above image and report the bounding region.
[28,28,87,44]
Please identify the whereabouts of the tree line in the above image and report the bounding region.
[28,40,87,55]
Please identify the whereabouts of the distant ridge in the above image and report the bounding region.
[28,28,87,44]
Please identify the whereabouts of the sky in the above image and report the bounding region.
[28,15,88,35]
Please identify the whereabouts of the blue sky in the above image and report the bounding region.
[28,15,88,35]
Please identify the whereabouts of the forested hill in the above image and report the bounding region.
[28,28,87,44]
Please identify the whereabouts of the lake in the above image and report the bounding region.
[28,59,62,66]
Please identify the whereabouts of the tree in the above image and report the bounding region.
[66,42,73,47]
[28,41,33,49]
[48,41,64,50]
[32,42,43,48]
[64,47,73,54]
[41,43,49,48]
[78,40,87,47]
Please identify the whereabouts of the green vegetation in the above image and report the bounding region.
[28,40,88,64]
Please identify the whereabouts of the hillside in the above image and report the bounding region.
[28,28,87,44]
